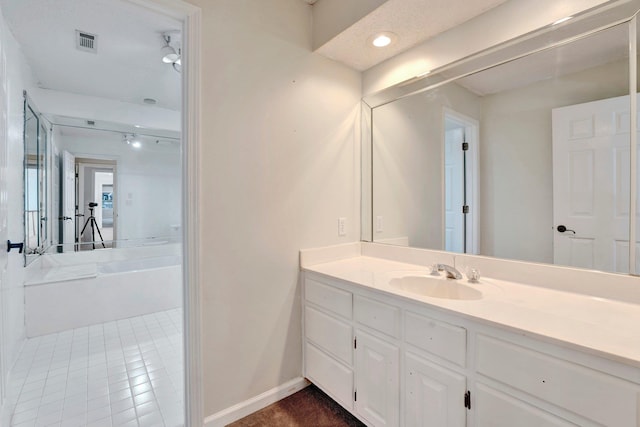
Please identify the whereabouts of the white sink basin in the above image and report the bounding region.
[389,275,482,300]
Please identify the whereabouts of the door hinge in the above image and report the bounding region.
[75,173,79,178]
[462,142,469,151]
[354,390,357,401]
[464,390,471,410]
[354,337,357,349]
[462,205,469,214]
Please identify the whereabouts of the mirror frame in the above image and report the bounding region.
[361,1,640,275]
[23,91,51,264]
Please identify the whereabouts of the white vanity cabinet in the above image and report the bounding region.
[353,295,401,426]
[303,277,354,410]
[303,274,468,427]
[302,272,640,427]
[403,311,468,427]
[354,329,399,426]
[474,334,640,427]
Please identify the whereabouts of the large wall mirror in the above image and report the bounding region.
[362,3,640,275]
[22,105,181,261]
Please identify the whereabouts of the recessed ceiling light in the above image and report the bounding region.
[552,16,573,25]
[131,141,142,149]
[370,32,397,48]
[373,35,391,47]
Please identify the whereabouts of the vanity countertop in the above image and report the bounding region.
[303,255,640,368]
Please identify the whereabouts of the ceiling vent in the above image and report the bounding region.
[76,30,97,53]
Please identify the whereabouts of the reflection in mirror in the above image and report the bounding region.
[23,95,49,260]
[49,119,181,252]
[370,21,637,274]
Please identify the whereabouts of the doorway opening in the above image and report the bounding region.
[444,108,480,254]
[1,0,202,425]
[76,159,117,250]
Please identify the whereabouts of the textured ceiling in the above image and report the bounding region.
[316,0,509,71]
[0,0,182,110]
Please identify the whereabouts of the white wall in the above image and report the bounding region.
[56,131,181,242]
[184,0,361,417]
[0,5,35,414]
[362,0,610,95]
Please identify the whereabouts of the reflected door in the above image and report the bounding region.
[445,126,465,252]
[61,150,75,249]
[552,95,633,272]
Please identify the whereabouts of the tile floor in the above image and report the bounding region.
[6,308,184,427]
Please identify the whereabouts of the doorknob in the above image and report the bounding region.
[557,225,576,234]
[58,216,72,221]
[7,240,24,253]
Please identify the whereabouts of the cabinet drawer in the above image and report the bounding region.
[305,342,353,411]
[405,311,466,367]
[305,278,352,319]
[476,335,639,427]
[475,383,578,427]
[354,295,400,339]
[305,306,352,365]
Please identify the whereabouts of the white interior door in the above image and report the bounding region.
[445,126,465,253]
[0,53,8,405]
[552,95,634,272]
[62,150,75,249]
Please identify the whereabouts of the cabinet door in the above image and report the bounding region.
[405,352,466,427]
[475,383,580,427]
[355,329,399,427]
[305,343,354,411]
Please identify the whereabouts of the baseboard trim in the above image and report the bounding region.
[203,377,310,427]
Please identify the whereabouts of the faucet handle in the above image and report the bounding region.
[429,263,440,276]
[466,267,481,283]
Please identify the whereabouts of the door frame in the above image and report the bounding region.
[125,0,202,425]
[76,160,117,246]
[442,107,480,254]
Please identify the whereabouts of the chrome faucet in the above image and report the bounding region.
[437,264,463,280]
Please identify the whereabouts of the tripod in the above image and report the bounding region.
[79,203,106,249]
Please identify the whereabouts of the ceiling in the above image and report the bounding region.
[57,123,180,152]
[315,0,509,71]
[0,0,182,110]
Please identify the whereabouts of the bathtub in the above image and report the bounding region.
[24,244,182,337]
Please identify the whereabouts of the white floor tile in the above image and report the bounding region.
[137,411,164,427]
[90,416,114,427]
[9,309,184,427]
[111,407,137,426]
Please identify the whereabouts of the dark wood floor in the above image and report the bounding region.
[227,384,365,427]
